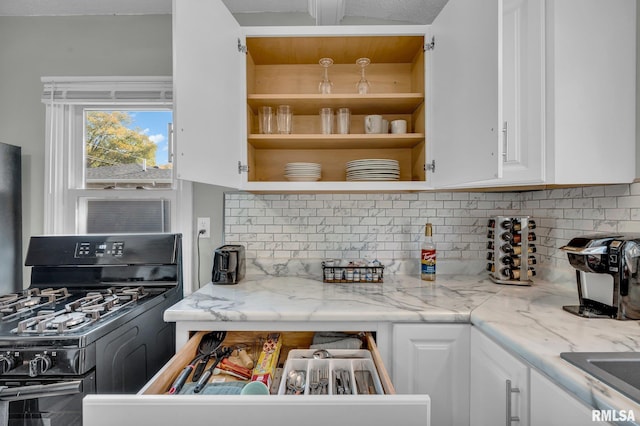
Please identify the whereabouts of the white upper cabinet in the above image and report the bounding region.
[173,0,244,188]
[429,0,502,188]
[546,0,636,185]
[173,0,636,191]
[462,0,636,188]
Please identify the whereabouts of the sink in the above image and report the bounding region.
[561,352,640,403]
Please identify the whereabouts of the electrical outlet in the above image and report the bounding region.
[197,217,210,238]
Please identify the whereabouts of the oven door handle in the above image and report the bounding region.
[0,380,82,401]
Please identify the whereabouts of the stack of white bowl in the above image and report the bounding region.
[284,162,321,181]
[346,159,400,181]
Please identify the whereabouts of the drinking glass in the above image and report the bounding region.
[320,108,333,134]
[277,105,292,134]
[258,106,274,134]
[336,108,350,134]
[355,57,371,94]
[318,58,334,94]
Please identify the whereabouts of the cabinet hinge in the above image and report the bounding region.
[424,36,435,51]
[237,38,247,54]
[425,160,436,173]
[238,161,249,174]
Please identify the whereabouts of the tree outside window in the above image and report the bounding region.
[84,110,173,189]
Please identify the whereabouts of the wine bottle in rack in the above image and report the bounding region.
[500,256,519,266]
[488,219,513,230]
[512,232,536,244]
[513,219,536,231]
[488,230,514,241]
[487,215,537,286]
[509,268,536,280]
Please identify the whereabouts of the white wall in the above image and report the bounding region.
[0,15,172,286]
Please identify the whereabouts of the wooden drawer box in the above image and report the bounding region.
[142,331,394,395]
[83,330,430,426]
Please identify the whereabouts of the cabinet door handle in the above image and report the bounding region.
[502,121,508,161]
[506,379,520,425]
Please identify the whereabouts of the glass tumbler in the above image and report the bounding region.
[336,108,350,134]
[258,106,274,134]
[277,105,292,134]
[320,107,333,135]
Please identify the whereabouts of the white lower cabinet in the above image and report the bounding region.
[83,327,431,426]
[529,369,610,426]
[392,323,470,426]
[471,328,612,426]
[470,327,529,426]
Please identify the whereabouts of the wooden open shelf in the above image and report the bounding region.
[248,133,425,150]
[247,94,424,115]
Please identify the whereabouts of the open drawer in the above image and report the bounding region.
[83,330,430,426]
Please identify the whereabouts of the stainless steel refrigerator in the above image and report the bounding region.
[0,142,22,293]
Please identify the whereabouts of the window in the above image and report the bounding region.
[84,109,173,189]
[41,77,192,237]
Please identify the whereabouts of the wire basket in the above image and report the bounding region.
[322,263,384,283]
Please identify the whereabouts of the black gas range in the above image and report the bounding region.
[0,233,183,426]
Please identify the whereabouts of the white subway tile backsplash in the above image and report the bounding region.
[223,183,640,272]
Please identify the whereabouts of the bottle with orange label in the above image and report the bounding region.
[421,223,436,281]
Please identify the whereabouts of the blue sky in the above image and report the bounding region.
[128,110,173,166]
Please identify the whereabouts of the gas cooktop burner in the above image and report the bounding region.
[0,288,70,321]
[12,286,149,335]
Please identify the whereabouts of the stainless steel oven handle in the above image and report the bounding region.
[0,380,82,401]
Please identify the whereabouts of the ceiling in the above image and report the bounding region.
[0,0,448,25]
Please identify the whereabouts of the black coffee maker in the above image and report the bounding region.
[561,234,640,320]
[211,245,245,284]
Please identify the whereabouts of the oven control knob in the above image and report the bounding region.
[0,354,15,374]
[28,354,52,377]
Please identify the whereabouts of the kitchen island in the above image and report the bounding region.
[165,273,640,425]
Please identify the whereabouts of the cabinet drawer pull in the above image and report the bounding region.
[506,379,520,425]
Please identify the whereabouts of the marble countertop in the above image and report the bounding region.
[165,273,640,422]
[164,273,501,323]
[471,281,640,423]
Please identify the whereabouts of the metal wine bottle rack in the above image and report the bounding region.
[487,216,536,286]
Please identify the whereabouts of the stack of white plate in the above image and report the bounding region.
[346,159,400,181]
[285,162,321,181]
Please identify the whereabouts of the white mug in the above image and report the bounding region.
[364,115,383,134]
[391,119,407,134]
[382,119,389,134]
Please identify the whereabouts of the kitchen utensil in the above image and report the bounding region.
[193,346,234,394]
[192,331,227,381]
[286,369,306,395]
[235,347,254,369]
[354,370,377,394]
[334,368,351,394]
[309,368,320,394]
[319,367,329,394]
[168,331,226,394]
[303,349,368,359]
[212,367,248,381]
